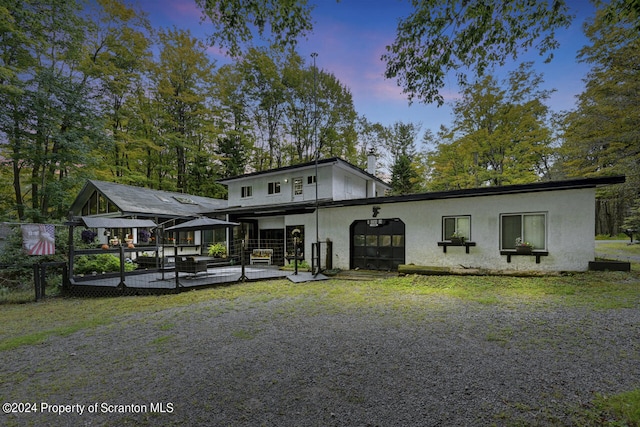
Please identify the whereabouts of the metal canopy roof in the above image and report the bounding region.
[81,217,157,229]
[164,217,239,232]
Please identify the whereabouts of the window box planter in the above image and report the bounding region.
[501,250,549,263]
[516,245,533,255]
[438,241,476,254]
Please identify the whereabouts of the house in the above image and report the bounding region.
[214,159,625,272]
[69,162,625,273]
[216,156,391,265]
[69,180,228,255]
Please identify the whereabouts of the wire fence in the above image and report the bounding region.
[66,238,331,297]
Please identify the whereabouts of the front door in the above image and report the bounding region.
[350,219,405,271]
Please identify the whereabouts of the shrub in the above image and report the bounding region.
[283,260,311,271]
[207,243,227,257]
[74,254,135,275]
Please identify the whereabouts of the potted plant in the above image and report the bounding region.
[138,229,151,244]
[207,242,227,258]
[81,229,97,244]
[449,232,465,245]
[515,237,533,254]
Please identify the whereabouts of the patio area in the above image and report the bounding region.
[67,264,325,296]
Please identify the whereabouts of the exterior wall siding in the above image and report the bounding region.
[319,187,596,272]
[226,167,334,207]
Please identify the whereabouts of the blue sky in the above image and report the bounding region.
[137,0,596,144]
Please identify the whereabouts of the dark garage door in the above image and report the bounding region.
[350,219,405,271]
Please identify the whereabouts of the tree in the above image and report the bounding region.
[194,0,314,56]
[212,63,254,178]
[382,121,424,195]
[83,0,153,182]
[239,47,288,170]
[382,0,573,105]
[559,1,640,235]
[151,27,217,193]
[282,51,315,163]
[427,63,553,190]
[0,0,108,221]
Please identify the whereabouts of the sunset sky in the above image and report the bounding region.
[136,0,596,144]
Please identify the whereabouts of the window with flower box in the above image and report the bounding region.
[442,216,471,241]
[500,212,546,251]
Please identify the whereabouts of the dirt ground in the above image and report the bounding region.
[2,289,640,426]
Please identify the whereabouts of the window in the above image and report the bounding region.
[501,213,546,250]
[241,186,252,198]
[173,196,197,204]
[307,175,316,184]
[443,216,471,240]
[293,178,303,195]
[267,182,281,195]
[344,176,352,195]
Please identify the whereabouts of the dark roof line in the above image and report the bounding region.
[217,157,389,186]
[210,175,625,216]
[70,180,227,219]
[322,175,627,208]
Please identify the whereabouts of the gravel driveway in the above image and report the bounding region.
[2,288,640,426]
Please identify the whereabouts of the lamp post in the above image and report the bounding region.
[311,52,319,275]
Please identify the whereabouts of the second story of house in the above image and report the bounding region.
[218,157,391,208]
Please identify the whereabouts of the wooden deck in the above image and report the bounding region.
[67,265,289,295]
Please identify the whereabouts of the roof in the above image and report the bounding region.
[215,199,329,219]
[212,175,625,218]
[69,180,228,219]
[217,157,390,189]
[80,217,157,229]
[322,175,627,208]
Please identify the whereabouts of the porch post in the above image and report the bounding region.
[174,244,179,289]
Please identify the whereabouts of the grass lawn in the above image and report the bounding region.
[596,241,640,256]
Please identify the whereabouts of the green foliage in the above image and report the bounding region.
[207,242,227,257]
[559,1,640,232]
[380,121,426,195]
[593,389,640,426]
[282,259,311,271]
[194,0,313,57]
[390,154,422,195]
[74,254,135,275]
[0,0,107,221]
[427,63,553,190]
[382,0,573,105]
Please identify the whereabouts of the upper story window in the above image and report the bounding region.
[307,175,316,185]
[268,182,281,195]
[241,186,253,198]
[293,178,303,195]
[82,191,117,215]
[500,212,546,250]
[344,176,352,195]
[443,215,470,241]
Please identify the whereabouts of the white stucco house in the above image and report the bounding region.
[70,158,625,273]
[216,157,625,272]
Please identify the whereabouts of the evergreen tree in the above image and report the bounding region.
[384,121,424,195]
[559,1,639,234]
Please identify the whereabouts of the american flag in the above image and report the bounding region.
[22,224,56,255]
